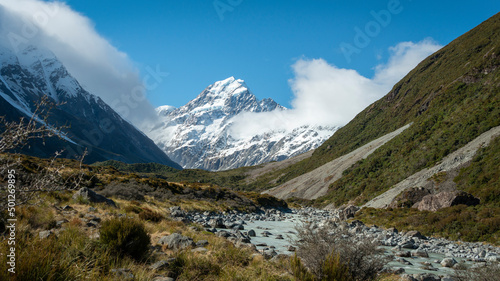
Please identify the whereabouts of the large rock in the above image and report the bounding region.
[389,187,432,208]
[169,206,185,217]
[196,240,209,247]
[399,240,417,249]
[262,249,278,259]
[72,187,116,207]
[209,218,225,228]
[216,230,231,238]
[411,249,429,258]
[39,230,53,239]
[405,230,426,240]
[338,205,360,220]
[400,274,418,281]
[157,233,195,250]
[440,258,457,268]
[414,191,479,211]
[150,260,171,271]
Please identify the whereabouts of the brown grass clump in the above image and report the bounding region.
[138,207,165,222]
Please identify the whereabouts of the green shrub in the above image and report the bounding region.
[291,252,354,281]
[100,217,150,260]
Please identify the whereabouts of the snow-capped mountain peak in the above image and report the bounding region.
[207,76,246,98]
[0,44,181,168]
[149,77,337,171]
[1,45,92,105]
[156,105,176,116]
[175,76,277,117]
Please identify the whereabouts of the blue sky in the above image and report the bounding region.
[60,0,500,108]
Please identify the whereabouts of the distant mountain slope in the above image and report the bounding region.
[0,44,181,169]
[250,12,500,205]
[149,77,337,171]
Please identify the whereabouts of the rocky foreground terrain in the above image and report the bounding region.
[164,205,500,281]
[5,182,499,280]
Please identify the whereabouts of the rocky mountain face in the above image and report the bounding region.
[149,77,337,171]
[0,44,181,169]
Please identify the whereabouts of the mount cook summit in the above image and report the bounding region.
[148,77,337,171]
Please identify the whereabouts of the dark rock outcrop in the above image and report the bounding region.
[389,187,432,208]
[338,205,360,220]
[414,191,480,212]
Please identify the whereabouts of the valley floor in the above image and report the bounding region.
[2,187,498,281]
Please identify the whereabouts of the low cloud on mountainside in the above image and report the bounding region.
[0,0,159,130]
[230,39,442,139]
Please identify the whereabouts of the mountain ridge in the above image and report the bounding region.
[0,44,182,169]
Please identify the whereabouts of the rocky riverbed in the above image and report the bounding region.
[168,206,500,281]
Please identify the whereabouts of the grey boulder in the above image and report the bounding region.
[158,233,195,250]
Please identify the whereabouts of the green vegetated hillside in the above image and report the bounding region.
[93,160,253,189]
[455,135,500,207]
[248,12,500,204]
[354,135,500,244]
[355,136,500,244]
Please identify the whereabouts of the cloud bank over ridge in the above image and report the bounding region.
[230,39,442,139]
[0,0,158,130]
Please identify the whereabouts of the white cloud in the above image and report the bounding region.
[230,39,442,138]
[373,39,442,86]
[0,0,159,130]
